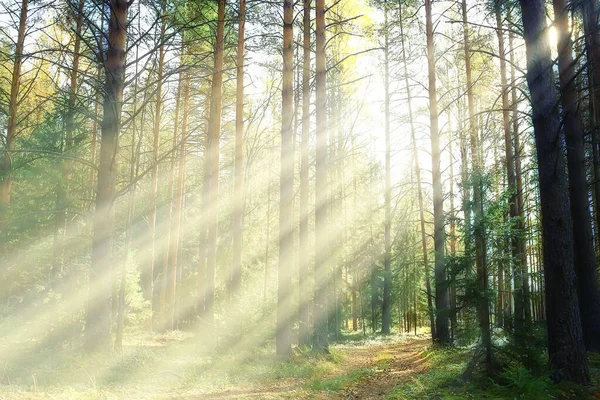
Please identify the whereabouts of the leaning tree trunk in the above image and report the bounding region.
[553,0,600,352]
[85,0,130,353]
[518,0,590,384]
[425,0,449,345]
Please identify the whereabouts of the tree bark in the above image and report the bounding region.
[85,0,129,353]
[381,3,391,335]
[399,1,435,340]
[425,0,449,345]
[518,0,589,384]
[231,0,246,311]
[298,0,311,347]
[553,0,600,352]
[0,0,28,230]
[276,0,294,357]
[313,0,329,354]
[205,0,226,334]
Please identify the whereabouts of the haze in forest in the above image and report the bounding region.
[1,0,600,398]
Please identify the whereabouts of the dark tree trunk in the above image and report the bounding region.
[554,0,600,352]
[518,0,590,384]
[85,0,130,353]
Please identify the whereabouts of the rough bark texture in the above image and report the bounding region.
[554,0,600,352]
[85,0,129,353]
[519,0,590,384]
[425,0,449,345]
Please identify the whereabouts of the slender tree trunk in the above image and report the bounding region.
[496,2,520,335]
[462,0,491,366]
[198,93,211,320]
[518,0,589,384]
[205,0,226,334]
[231,0,246,308]
[150,0,167,331]
[298,0,311,347]
[85,0,129,353]
[169,67,190,330]
[399,2,435,340]
[581,0,600,240]
[553,0,600,352]
[277,0,294,357]
[425,0,449,345]
[313,0,329,354]
[381,4,391,335]
[507,8,530,327]
[0,0,28,230]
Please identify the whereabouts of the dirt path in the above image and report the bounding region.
[334,337,430,399]
[195,336,432,400]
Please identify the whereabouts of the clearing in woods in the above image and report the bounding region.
[0,333,435,399]
[196,336,431,399]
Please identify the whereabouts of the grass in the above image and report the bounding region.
[387,345,600,400]
[0,329,385,399]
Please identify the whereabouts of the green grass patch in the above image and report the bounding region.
[306,367,374,392]
[387,347,600,400]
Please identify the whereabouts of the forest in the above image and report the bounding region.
[2,0,600,398]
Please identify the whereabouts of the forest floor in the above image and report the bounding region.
[0,330,435,400]
[1,329,599,399]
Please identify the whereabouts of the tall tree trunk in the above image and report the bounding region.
[205,0,226,333]
[425,0,449,345]
[313,0,329,354]
[399,2,435,340]
[150,0,167,331]
[231,0,246,311]
[276,0,294,357]
[462,0,491,366]
[85,0,129,353]
[298,0,311,347]
[169,67,190,331]
[381,3,391,335]
[553,0,600,352]
[496,1,520,334]
[581,0,600,241]
[0,0,28,230]
[507,8,530,327]
[56,0,84,239]
[518,0,589,384]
